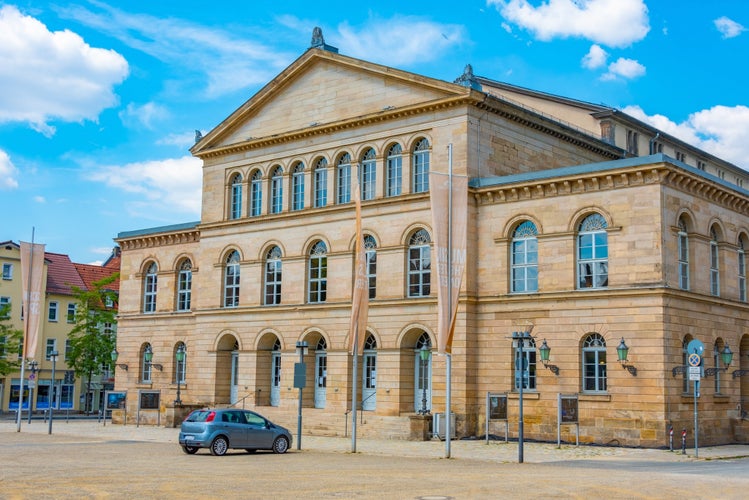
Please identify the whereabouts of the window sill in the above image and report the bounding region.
[713,394,731,403]
[579,393,611,402]
[507,392,539,400]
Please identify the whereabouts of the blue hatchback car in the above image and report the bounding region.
[179,408,292,455]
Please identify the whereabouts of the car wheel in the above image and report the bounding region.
[245,449,257,454]
[182,445,199,455]
[272,436,289,454]
[210,436,229,456]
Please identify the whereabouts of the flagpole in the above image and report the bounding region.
[445,144,453,458]
[16,228,35,432]
[351,342,359,453]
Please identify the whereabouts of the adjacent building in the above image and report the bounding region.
[113,31,749,446]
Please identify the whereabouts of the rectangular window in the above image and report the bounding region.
[337,164,351,204]
[514,343,537,390]
[697,160,706,171]
[675,151,686,162]
[361,162,376,201]
[710,241,720,297]
[2,263,12,280]
[48,301,59,322]
[45,338,57,360]
[65,339,72,360]
[67,303,77,323]
[739,249,746,302]
[626,130,638,155]
[314,167,327,208]
[0,297,10,319]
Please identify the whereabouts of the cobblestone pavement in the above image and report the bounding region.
[2,419,749,499]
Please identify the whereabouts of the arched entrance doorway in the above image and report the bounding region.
[215,334,239,406]
[414,332,432,413]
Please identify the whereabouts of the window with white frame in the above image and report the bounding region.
[48,301,59,322]
[577,213,608,289]
[678,217,689,290]
[582,333,607,392]
[229,173,242,220]
[175,342,186,384]
[177,259,192,312]
[66,303,76,323]
[364,234,377,299]
[65,339,72,361]
[360,148,376,201]
[412,138,430,193]
[45,338,57,360]
[514,337,537,390]
[408,229,431,297]
[313,158,328,208]
[739,235,747,302]
[511,221,538,293]
[264,246,282,305]
[386,143,403,197]
[292,162,305,211]
[710,226,720,296]
[141,343,152,383]
[337,153,351,204]
[250,170,263,217]
[0,297,10,319]
[223,251,240,308]
[270,166,283,214]
[308,241,327,303]
[2,263,12,280]
[143,262,158,313]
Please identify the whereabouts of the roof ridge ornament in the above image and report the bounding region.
[454,64,482,90]
[310,27,339,53]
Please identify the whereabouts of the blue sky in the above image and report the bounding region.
[1,0,748,264]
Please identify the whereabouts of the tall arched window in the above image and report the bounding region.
[414,332,432,413]
[364,235,377,299]
[360,148,376,201]
[408,229,431,297]
[582,333,607,392]
[577,213,608,289]
[176,259,192,312]
[174,342,186,385]
[363,334,377,410]
[143,262,158,313]
[314,158,328,208]
[292,162,305,211]
[337,153,352,204]
[678,217,689,290]
[710,226,720,297]
[270,166,283,214]
[386,143,402,197]
[250,170,262,217]
[264,246,282,305]
[223,251,240,308]
[308,241,327,303]
[229,173,242,220]
[412,139,430,193]
[511,221,538,293]
[739,235,747,302]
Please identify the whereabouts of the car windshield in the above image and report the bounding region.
[185,410,214,422]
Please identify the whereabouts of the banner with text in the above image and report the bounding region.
[20,241,46,358]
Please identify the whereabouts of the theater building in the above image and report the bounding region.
[114,31,749,446]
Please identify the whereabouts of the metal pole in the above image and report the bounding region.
[445,143,453,459]
[694,380,698,458]
[48,353,57,434]
[297,348,304,451]
[351,344,359,453]
[17,228,35,432]
[518,336,524,464]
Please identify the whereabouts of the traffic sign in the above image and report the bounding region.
[687,339,705,356]
[688,353,701,367]
[688,366,701,381]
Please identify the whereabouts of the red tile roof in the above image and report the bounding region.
[74,262,120,292]
[45,252,87,295]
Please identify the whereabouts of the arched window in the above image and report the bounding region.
[364,334,377,350]
[577,213,608,289]
[250,170,262,217]
[223,251,240,308]
[678,217,689,290]
[514,337,536,390]
[308,241,327,303]
[141,343,153,383]
[360,148,376,201]
[582,334,607,392]
[364,235,377,299]
[511,221,538,293]
[386,143,403,197]
[337,153,352,204]
[176,259,192,312]
[313,158,328,208]
[739,235,747,302]
[229,173,242,220]
[143,262,157,313]
[174,342,186,384]
[414,332,432,413]
[408,229,431,297]
[264,246,282,305]
[412,139,430,193]
[270,166,283,214]
[292,162,305,211]
[710,226,720,297]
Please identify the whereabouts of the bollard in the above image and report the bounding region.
[669,426,674,452]
[681,428,687,455]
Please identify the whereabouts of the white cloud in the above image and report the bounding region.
[490,0,650,47]
[0,149,19,189]
[0,5,129,135]
[582,44,607,69]
[335,16,465,66]
[602,57,646,80]
[87,155,202,216]
[623,105,749,169]
[119,102,169,129]
[714,16,746,39]
[33,196,46,203]
[157,131,203,149]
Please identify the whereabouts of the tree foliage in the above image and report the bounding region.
[0,303,23,376]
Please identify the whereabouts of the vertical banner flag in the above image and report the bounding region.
[20,241,46,358]
[429,172,468,354]
[348,179,369,355]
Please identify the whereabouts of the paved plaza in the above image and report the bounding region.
[1,419,748,499]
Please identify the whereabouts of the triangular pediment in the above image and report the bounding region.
[193,49,472,155]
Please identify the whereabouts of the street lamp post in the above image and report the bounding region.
[418,345,430,415]
[48,351,58,435]
[27,360,38,424]
[512,328,533,464]
[175,344,186,406]
[295,341,309,450]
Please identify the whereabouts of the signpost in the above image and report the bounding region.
[686,339,704,458]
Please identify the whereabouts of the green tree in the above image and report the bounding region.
[67,273,119,413]
[0,303,23,376]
